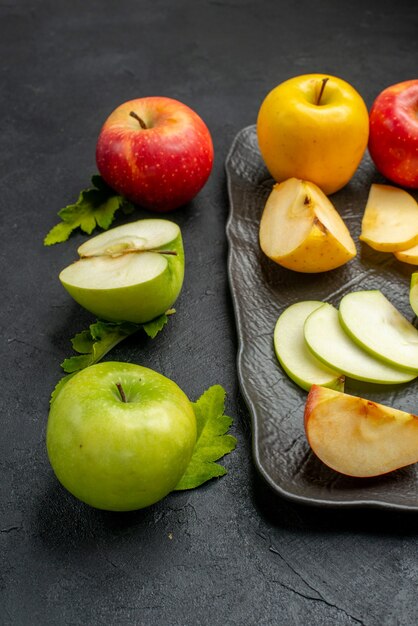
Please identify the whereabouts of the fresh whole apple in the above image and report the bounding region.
[257,74,369,195]
[47,362,197,511]
[59,218,184,323]
[96,96,214,212]
[368,80,418,189]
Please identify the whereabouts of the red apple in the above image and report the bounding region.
[96,97,214,212]
[368,80,418,189]
[304,385,418,477]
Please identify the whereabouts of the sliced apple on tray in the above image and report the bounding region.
[304,302,416,384]
[274,301,344,392]
[259,177,356,273]
[59,219,185,323]
[305,385,418,477]
[339,290,418,372]
[360,184,418,252]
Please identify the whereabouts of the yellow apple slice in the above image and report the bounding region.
[360,184,418,252]
[394,243,418,264]
[259,178,356,273]
[305,385,418,477]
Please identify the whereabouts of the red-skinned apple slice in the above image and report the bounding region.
[305,385,418,477]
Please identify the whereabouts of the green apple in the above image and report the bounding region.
[47,362,197,511]
[274,301,344,391]
[59,219,184,323]
[339,290,418,371]
[410,272,418,316]
[304,303,416,384]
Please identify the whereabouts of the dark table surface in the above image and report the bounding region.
[2,1,418,624]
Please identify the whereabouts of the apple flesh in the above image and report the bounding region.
[360,184,418,252]
[59,218,184,323]
[47,362,197,511]
[368,80,418,189]
[339,290,418,371]
[305,385,418,477]
[304,303,416,384]
[257,74,369,195]
[259,177,356,272]
[273,301,344,392]
[409,272,418,316]
[96,97,214,212]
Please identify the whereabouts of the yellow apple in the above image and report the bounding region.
[360,184,418,252]
[259,177,356,272]
[256,74,369,195]
[305,385,418,477]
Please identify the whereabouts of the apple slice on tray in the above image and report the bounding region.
[339,290,418,372]
[259,177,356,273]
[360,184,418,252]
[273,301,344,392]
[59,219,184,323]
[305,385,418,477]
[304,303,416,385]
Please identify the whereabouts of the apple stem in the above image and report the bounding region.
[116,382,127,403]
[158,250,178,256]
[316,77,329,106]
[129,111,147,129]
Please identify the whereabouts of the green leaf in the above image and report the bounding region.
[174,385,237,490]
[44,176,134,245]
[61,314,172,375]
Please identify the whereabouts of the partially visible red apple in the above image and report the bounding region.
[368,80,418,189]
[96,97,214,212]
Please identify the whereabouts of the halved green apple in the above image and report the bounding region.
[59,219,184,323]
[273,301,344,391]
[339,290,418,371]
[305,385,418,477]
[304,302,416,384]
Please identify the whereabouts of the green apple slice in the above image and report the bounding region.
[59,219,184,323]
[304,303,416,384]
[339,290,418,372]
[274,301,344,391]
[410,273,418,316]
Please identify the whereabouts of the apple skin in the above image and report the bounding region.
[257,74,369,195]
[305,385,418,477]
[59,228,184,323]
[47,362,197,511]
[96,97,214,212]
[368,80,418,189]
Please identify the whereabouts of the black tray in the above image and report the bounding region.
[226,125,418,510]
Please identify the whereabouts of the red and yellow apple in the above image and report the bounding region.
[305,385,418,477]
[368,79,418,189]
[256,74,369,195]
[96,97,214,212]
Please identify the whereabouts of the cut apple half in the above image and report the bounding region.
[59,219,185,323]
[273,301,344,391]
[304,303,416,384]
[259,178,356,273]
[360,184,418,252]
[339,290,418,372]
[305,385,418,477]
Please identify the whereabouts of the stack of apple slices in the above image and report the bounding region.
[274,290,418,477]
[360,184,418,263]
[274,290,418,391]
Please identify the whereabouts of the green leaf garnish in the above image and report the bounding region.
[61,313,170,374]
[174,385,237,490]
[44,175,134,245]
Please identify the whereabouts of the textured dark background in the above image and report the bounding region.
[1,1,418,624]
